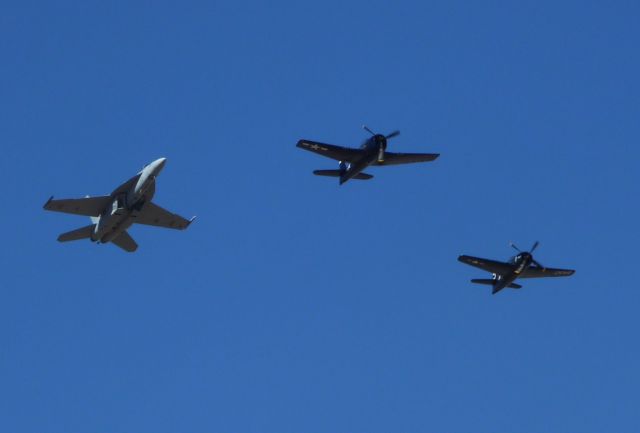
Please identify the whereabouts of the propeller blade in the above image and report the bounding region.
[510,242,522,252]
[530,241,539,253]
[385,130,400,139]
[362,125,376,136]
[532,259,545,270]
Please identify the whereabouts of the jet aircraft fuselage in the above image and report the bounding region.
[91,157,166,243]
[44,157,193,252]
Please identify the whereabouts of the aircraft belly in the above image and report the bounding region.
[97,213,134,243]
[341,153,377,184]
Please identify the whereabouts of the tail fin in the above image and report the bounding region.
[111,231,138,252]
[57,224,96,242]
[471,279,522,289]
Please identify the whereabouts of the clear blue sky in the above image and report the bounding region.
[1,1,639,432]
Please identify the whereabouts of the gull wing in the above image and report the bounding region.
[519,266,575,278]
[458,255,513,275]
[375,152,439,166]
[297,140,364,162]
[135,202,194,230]
[44,196,111,217]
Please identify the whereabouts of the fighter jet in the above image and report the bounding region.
[458,242,575,294]
[297,126,439,185]
[43,157,195,252]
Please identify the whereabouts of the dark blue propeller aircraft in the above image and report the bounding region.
[458,242,575,294]
[297,126,439,185]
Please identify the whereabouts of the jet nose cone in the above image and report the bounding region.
[147,157,167,175]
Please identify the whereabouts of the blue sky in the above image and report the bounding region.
[1,1,639,432]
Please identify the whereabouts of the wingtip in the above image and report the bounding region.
[43,195,54,209]
[186,216,196,228]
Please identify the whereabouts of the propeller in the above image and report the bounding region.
[530,241,539,253]
[362,125,401,140]
[362,126,400,162]
[510,241,545,269]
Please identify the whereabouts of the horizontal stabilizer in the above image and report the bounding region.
[471,279,494,286]
[471,279,522,289]
[313,170,373,180]
[57,224,96,242]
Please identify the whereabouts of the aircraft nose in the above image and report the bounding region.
[155,157,167,169]
[148,157,167,175]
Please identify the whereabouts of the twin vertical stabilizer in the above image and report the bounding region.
[57,224,95,242]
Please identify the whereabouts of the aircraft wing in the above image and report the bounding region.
[111,230,138,252]
[458,255,513,275]
[519,266,575,278]
[375,152,439,166]
[135,202,194,230]
[297,140,364,162]
[43,196,111,217]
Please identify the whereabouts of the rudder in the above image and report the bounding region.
[111,231,138,252]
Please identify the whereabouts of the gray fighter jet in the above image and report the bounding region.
[44,157,195,252]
